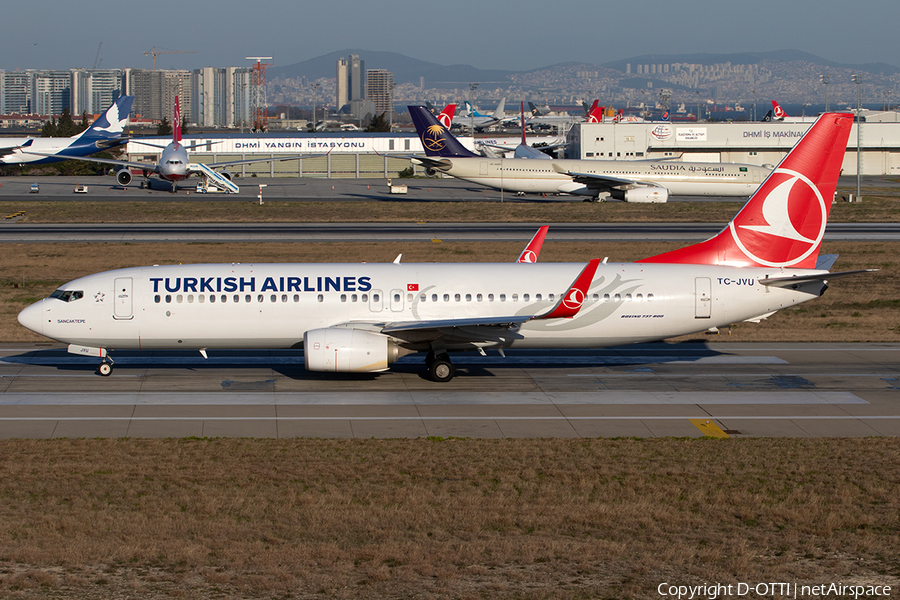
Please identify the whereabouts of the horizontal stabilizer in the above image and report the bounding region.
[759,269,878,288]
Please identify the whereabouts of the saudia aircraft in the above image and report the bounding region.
[408,105,772,202]
[18,113,869,382]
[0,96,134,165]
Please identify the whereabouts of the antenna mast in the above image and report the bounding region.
[246,56,274,132]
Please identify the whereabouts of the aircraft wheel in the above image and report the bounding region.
[429,356,455,383]
[98,362,112,377]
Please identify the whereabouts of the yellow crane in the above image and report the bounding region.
[144,46,197,70]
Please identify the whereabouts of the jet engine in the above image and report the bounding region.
[304,328,407,373]
[220,170,233,181]
[115,168,133,186]
[425,167,438,177]
[615,187,669,203]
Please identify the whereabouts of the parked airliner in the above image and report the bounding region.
[408,105,771,202]
[34,97,315,193]
[0,96,134,165]
[18,113,867,382]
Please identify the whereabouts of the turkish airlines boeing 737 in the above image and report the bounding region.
[18,113,866,382]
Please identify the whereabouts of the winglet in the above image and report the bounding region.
[534,258,601,319]
[517,226,549,263]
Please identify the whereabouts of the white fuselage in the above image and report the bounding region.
[0,134,96,165]
[19,262,825,353]
[156,142,191,181]
[434,157,767,197]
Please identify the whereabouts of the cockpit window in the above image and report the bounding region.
[49,289,84,302]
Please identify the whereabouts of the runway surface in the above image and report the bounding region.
[2,342,898,439]
[2,222,899,243]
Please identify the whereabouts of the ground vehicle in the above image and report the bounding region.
[29,183,39,193]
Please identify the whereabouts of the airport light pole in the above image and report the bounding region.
[311,82,320,131]
[469,82,479,134]
[820,74,830,112]
[853,74,862,202]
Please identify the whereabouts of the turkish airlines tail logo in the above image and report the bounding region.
[640,113,854,268]
[437,104,456,128]
[772,101,788,120]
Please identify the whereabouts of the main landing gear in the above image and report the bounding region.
[425,351,455,383]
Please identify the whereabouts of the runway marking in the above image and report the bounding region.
[689,418,730,438]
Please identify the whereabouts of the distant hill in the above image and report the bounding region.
[269,49,514,86]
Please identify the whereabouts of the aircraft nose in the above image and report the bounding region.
[17,300,44,335]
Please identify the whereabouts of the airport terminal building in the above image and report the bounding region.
[565,116,900,176]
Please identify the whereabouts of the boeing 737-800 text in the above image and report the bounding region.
[18,114,866,381]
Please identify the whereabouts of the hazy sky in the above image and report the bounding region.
[4,0,898,72]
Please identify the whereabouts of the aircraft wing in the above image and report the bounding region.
[347,259,601,344]
[758,269,878,288]
[552,164,665,192]
[405,155,453,171]
[23,151,160,173]
[0,139,34,157]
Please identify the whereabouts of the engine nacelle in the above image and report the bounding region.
[623,187,668,203]
[115,168,133,186]
[220,170,233,181]
[304,328,404,373]
[425,167,438,177]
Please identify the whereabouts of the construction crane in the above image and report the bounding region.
[144,46,197,70]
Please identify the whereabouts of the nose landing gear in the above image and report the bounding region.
[98,357,114,377]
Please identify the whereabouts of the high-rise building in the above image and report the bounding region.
[124,69,192,123]
[366,69,393,117]
[336,57,348,111]
[0,71,32,114]
[348,54,365,102]
[31,71,71,116]
[71,69,123,116]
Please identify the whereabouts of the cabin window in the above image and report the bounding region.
[317,294,324,302]
[466,294,472,302]
[477,293,483,302]
[175,295,183,303]
[341,294,347,302]
[591,294,599,301]
[636,294,643,301]
[372,293,379,303]
[420,294,427,302]
[512,294,518,302]
[351,294,357,302]
[270,294,277,302]
[499,294,506,302]
[443,294,449,302]
[245,295,252,303]
[187,295,194,304]
[258,294,264,303]
[281,294,288,303]
[625,294,632,301]
[233,294,240,303]
[603,294,610,301]
[523,294,529,302]
[454,294,461,302]
[165,295,172,303]
[154,295,161,304]
[535,294,542,301]
[647,294,654,301]
[614,294,621,301]
[294,294,300,302]
[220,294,227,303]
[394,293,402,303]
[407,293,413,303]
[548,293,555,302]
[488,294,494,302]
[198,295,205,304]
[432,294,438,302]
[362,294,368,302]
[209,295,216,303]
